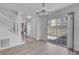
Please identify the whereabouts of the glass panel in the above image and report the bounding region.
[48,16,67,46]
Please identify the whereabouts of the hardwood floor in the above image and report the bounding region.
[0,37,79,55]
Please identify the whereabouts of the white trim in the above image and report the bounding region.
[0,42,24,51]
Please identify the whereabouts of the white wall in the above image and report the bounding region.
[24,16,38,39]
[24,15,48,41]
[37,16,48,41]
[31,18,38,39]
[27,23,31,36]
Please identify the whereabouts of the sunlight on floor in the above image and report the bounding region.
[47,35,57,40]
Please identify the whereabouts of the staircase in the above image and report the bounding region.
[0,11,23,50]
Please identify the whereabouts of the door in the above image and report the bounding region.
[48,17,67,47]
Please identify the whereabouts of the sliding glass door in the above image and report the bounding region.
[48,16,67,47]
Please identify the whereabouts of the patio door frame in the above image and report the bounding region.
[67,12,74,50]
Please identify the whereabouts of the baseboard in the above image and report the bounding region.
[0,42,24,51]
[73,48,79,52]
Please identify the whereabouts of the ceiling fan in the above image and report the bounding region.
[36,3,52,16]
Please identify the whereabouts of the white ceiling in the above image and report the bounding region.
[0,3,74,19]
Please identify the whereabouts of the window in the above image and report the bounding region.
[51,19,56,26]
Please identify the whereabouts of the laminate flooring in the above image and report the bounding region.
[0,37,79,55]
